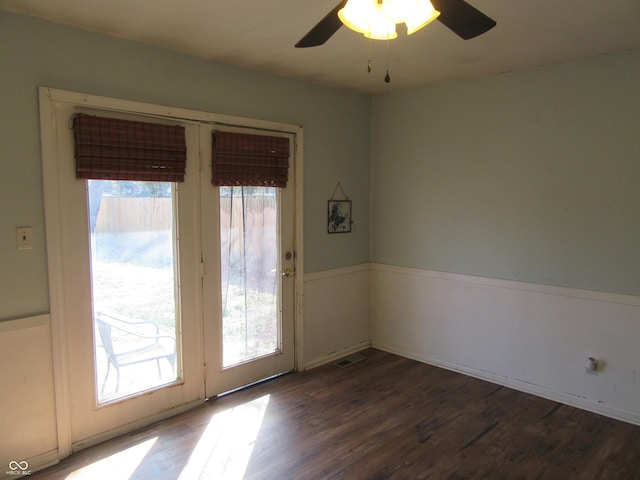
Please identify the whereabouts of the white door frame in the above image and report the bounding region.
[38,86,305,459]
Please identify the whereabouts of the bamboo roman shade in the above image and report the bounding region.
[212,131,290,187]
[73,113,187,182]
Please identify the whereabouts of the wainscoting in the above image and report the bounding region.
[0,315,58,478]
[370,263,640,426]
[6,262,640,477]
[302,264,371,369]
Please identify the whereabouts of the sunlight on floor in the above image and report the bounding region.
[179,394,271,480]
[54,395,270,479]
[64,437,158,479]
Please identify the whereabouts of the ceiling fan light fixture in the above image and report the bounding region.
[338,0,376,33]
[339,0,439,39]
[382,0,418,22]
[363,5,398,39]
[338,0,398,38]
[405,0,440,35]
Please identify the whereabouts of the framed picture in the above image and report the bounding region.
[328,200,352,234]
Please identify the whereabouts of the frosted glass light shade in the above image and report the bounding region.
[339,0,440,39]
[363,4,398,39]
[405,0,440,35]
[339,0,398,39]
[382,0,420,22]
[338,0,377,33]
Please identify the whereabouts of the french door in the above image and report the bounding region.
[201,125,295,397]
[40,89,298,452]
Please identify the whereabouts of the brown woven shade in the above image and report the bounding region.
[212,131,290,187]
[73,113,187,182]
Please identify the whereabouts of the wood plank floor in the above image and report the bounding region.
[32,349,640,479]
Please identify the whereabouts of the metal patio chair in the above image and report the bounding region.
[95,310,176,394]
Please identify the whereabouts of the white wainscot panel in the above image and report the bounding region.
[303,264,371,369]
[370,264,640,426]
[0,315,59,476]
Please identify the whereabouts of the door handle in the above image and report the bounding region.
[282,267,294,277]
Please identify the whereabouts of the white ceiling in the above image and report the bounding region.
[2,0,640,94]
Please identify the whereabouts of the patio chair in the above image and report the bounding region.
[95,310,176,394]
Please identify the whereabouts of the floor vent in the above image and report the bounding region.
[333,353,367,368]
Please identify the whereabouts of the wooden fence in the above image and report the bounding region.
[95,197,173,233]
[95,197,277,233]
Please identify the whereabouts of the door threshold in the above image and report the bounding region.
[208,370,293,400]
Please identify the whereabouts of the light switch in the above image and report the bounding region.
[17,227,33,250]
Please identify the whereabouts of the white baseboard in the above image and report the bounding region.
[303,341,371,370]
[71,399,204,453]
[373,342,640,427]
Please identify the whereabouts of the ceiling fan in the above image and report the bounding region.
[295,0,496,48]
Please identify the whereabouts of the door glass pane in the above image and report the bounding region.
[89,180,179,404]
[220,186,280,368]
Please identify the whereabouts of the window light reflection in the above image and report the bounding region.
[178,394,271,480]
[64,437,158,480]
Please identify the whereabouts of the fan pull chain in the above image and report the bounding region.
[385,38,391,83]
[368,37,372,73]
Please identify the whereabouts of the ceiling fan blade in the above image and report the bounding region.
[295,0,347,48]
[431,0,496,40]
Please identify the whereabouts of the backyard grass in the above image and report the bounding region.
[91,261,176,329]
[92,260,279,387]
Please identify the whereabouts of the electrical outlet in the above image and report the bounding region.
[17,227,33,250]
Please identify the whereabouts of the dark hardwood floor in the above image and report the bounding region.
[32,349,640,479]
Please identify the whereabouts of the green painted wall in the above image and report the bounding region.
[3,9,639,320]
[371,49,640,295]
[0,11,371,321]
